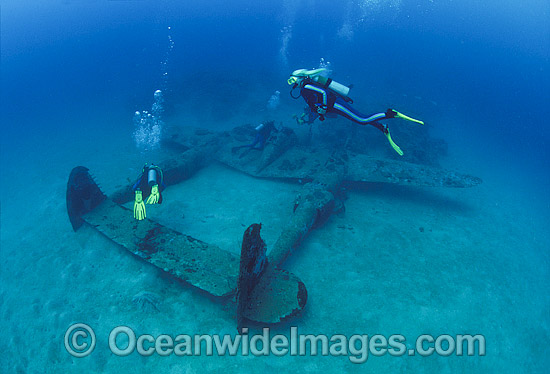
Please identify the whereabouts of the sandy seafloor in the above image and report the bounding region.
[1,103,549,373]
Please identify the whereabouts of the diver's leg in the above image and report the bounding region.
[236,134,265,158]
[232,134,261,152]
[253,136,266,150]
[332,97,404,155]
[249,134,263,150]
[232,145,250,152]
[370,121,403,155]
[333,98,424,126]
[332,98,390,127]
[368,121,389,134]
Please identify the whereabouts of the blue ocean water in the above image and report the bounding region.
[1,0,549,372]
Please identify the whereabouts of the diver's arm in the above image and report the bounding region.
[302,84,328,107]
[301,84,330,120]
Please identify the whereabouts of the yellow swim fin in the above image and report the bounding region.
[146,184,160,204]
[133,190,146,220]
[385,131,404,156]
[395,111,424,125]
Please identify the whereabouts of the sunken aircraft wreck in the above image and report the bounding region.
[66,122,481,331]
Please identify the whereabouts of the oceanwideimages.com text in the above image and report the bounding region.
[65,324,485,364]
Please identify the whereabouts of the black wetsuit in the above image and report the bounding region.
[234,122,276,151]
[299,78,397,135]
[132,165,165,203]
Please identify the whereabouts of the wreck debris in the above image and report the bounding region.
[67,122,483,328]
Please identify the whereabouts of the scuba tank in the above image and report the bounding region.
[314,75,350,98]
[147,168,158,187]
[288,68,351,99]
[144,164,163,188]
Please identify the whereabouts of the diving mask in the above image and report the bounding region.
[287,76,299,85]
[288,68,328,85]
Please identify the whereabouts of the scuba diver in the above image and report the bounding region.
[132,163,165,220]
[288,68,424,155]
[232,121,276,158]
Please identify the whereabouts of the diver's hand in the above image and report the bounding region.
[316,104,327,115]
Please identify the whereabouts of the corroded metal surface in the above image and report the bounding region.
[236,224,308,325]
[237,224,268,332]
[244,268,307,323]
[206,125,481,188]
[70,122,483,328]
[267,150,347,268]
[111,147,213,205]
[109,125,481,202]
[83,199,239,297]
[81,198,307,322]
[346,153,483,188]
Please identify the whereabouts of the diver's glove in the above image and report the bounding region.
[133,190,146,220]
[315,104,327,121]
[386,109,424,125]
[316,104,327,115]
[146,184,160,205]
[384,127,404,156]
[293,113,308,125]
